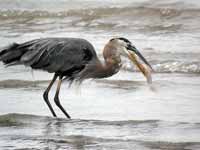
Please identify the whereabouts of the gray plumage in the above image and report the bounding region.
[0,38,97,80]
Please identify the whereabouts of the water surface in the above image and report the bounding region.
[0,0,200,149]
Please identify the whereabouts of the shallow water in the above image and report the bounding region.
[0,0,200,149]
[1,113,200,150]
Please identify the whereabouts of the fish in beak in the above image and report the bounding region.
[126,44,153,84]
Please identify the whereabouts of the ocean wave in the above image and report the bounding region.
[153,61,200,73]
[0,5,198,34]
[0,113,28,126]
[121,51,200,74]
[0,113,190,127]
[0,79,48,88]
[1,113,200,150]
[0,6,199,20]
[0,113,159,130]
[123,61,200,73]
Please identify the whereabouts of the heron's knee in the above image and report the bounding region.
[54,95,61,107]
[43,91,48,101]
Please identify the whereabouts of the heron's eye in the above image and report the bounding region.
[126,43,132,49]
[110,38,115,42]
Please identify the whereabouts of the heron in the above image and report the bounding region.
[0,37,153,119]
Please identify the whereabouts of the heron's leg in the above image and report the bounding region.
[43,74,58,117]
[54,76,71,119]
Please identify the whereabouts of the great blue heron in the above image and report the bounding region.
[0,37,153,119]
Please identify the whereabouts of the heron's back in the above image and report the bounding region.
[0,38,97,76]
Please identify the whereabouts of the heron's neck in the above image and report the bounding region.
[93,56,122,79]
[92,43,122,79]
[78,44,122,80]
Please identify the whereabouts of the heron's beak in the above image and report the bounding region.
[126,45,153,84]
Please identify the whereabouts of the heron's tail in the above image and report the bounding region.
[0,43,24,66]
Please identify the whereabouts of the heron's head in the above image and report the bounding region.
[109,37,153,83]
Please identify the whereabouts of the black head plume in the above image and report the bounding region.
[110,37,131,44]
[117,37,131,44]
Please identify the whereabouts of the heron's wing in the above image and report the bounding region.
[11,38,97,73]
